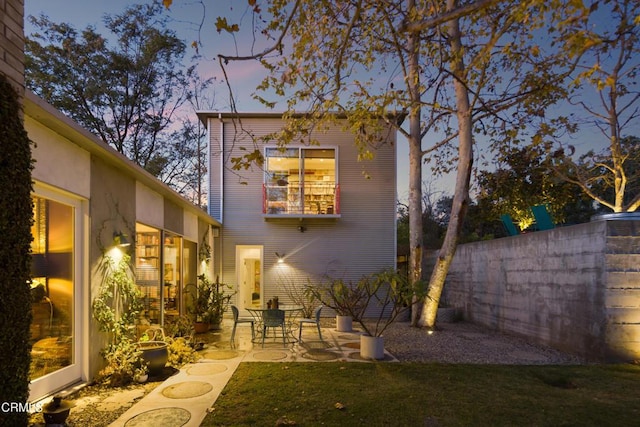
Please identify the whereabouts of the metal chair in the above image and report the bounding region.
[298,305,323,342]
[231,305,255,346]
[262,309,286,348]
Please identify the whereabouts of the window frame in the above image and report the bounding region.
[263,146,340,218]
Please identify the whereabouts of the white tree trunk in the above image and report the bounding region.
[419,0,473,329]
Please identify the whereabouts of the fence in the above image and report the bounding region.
[432,215,640,361]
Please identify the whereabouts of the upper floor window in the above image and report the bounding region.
[263,147,340,216]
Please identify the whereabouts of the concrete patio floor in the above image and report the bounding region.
[108,317,389,427]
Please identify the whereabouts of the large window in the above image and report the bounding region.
[136,224,195,326]
[264,147,339,215]
[30,196,74,381]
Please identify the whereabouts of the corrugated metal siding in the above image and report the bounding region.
[208,118,223,222]
[213,116,396,317]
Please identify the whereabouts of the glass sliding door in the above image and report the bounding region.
[29,189,83,401]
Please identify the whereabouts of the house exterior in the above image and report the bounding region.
[25,91,220,401]
[198,112,397,314]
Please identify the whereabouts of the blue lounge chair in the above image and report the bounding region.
[500,214,520,236]
[531,205,555,230]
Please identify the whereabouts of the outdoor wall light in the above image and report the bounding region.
[113,231,131,247]
[275,252,285,263]
[297,225,306,233]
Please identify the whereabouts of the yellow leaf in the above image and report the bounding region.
[163,0,172,9]
[530,45,540,57]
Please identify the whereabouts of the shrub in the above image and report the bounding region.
[0,75,34,426]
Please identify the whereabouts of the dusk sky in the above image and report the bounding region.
[24,1,634,205]
[22,0,439,202]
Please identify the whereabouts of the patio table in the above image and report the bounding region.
[247,306,303,344]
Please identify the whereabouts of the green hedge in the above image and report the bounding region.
[0,75,34,425]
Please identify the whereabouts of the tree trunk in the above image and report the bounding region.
[406,0,425,326]
[418,0,473,329]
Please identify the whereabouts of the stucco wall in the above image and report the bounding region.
[440,218,640,361]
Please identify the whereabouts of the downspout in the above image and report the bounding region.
[218,113,224,224]
[218,113,224,283]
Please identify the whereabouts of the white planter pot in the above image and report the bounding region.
[360,335,385,360]
[336,315,353,332]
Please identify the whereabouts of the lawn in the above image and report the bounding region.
[202,362,640,426]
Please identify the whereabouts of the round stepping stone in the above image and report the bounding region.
[161,381,213,399]
[343,342,360,349]
[186,363,228,376]
[201,349,240,360]
[302,349,340,361]
[252,350,289,361]
[124,407,190,426]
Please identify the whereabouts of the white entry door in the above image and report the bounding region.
[236,246,263,311]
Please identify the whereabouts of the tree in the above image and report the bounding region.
[536,0,640,213]
[25,1,211,199]
[476,145,597,230]
[173,0,585,328]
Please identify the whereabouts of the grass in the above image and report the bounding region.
[201,362,640,426]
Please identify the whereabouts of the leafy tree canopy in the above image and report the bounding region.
[25,1,211,201]
[533,0,640,212]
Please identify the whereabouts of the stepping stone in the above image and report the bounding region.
[124,407,190,426]
[252,350,289,361]
[161,381,213,399]
[302,349,340,361]
[200,349,240,360]
[186,363,228,376]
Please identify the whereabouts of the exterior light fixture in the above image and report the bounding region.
[275,252,285,263]
[113,231,131,247]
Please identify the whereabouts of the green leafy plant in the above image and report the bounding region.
[96,338,147,387]
[164,315,195,340]
[92,253,146,385]
[186,275,235,325]
[166,337,200,368]
[308,278,367,319]
[354,269,425,337]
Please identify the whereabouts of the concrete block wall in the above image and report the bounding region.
[603,220,640,361]
[440,218,640,361]
[0,0,25,96]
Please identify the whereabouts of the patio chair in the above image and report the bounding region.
[531,204,555,230]
[262,309,286,348]
[298,305,323,342]
[231,305,255,346]
[500,214,520,236]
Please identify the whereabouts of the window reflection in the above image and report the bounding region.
[30,196,74,380]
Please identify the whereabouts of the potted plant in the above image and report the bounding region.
[186,275,234,332]
[308,277,367,332]
[354,269,425,360]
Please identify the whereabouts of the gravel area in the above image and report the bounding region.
[381,320,586,365]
